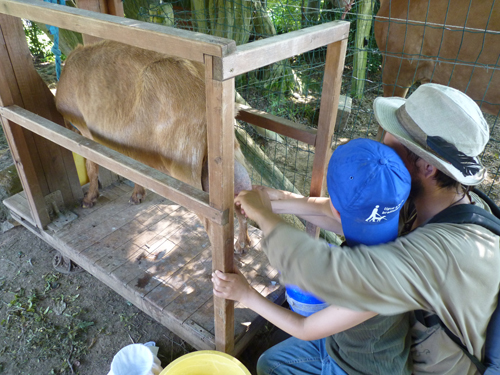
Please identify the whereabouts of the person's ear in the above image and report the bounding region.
[420,161,438,179]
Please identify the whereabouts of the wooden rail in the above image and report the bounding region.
[0,105,227,225]
[216,21,350,80]
[0,0,236,62]
[236,104,317,146]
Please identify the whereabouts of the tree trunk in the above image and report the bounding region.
[206,0,252,45]
[304,0,321,25]
[252,0,276,37]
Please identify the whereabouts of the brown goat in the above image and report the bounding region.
[55,40,252,253]
[374,0,499,116]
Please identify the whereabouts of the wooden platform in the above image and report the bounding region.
[3,181,285,354]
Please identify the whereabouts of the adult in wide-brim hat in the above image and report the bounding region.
[373,83,489,186]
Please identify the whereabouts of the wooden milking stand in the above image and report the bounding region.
[0,0,349,354]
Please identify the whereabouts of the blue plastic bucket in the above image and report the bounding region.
[285,284,328,317]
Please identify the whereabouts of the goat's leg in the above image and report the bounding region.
[234,158,252,253]
[82,159,100,208]
[381,56,414,98]
[234,208,251,254]
[130,184,146,204]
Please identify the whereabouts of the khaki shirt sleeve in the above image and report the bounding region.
[263,222,498,318]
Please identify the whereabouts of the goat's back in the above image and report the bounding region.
[56,40,208,188]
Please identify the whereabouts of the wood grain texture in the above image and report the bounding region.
[0,0,236,62]
[217,21,350,79]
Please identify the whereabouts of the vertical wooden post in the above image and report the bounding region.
[306,38,348,238]
[205,55,235,353]
[0,14,83,228]
[76,0,124,44]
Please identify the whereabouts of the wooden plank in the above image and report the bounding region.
[163,254,214,323]
[43,229,217,350]
[0,14,83,206]
[61,192,139,248]
[144,246,213,316]
[3,192,35,226]
[0,14,47,196]
[216,21,350,80]
[108,213,195,287]
[205,56,236,353]
[0,119,50,228]
[0,17,48,227]
[235,104,317,145]
[143,280,182,315]
[306,39,348,238]
[0,0,236,62]
[0,105,227,225]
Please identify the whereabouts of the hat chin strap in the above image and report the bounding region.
[395,105,483,179]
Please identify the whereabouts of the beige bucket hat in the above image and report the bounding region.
[373,83,489,185]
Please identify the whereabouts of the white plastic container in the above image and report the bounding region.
[108,343,163,375]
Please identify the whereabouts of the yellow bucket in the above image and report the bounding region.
[72,152,89,186]
[160,350,251,375]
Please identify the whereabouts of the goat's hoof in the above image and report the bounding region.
[129,194,144,205]
[234,239,251,254]
[82,193,99,208]
[82,201,94,208]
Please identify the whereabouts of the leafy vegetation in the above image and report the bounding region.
[1,273,94,374]
[22,20,56,62]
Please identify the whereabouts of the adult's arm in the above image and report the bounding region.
[236,190,437,314]
[262,222,445,315]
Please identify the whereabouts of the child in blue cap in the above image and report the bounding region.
[212,138,412,375]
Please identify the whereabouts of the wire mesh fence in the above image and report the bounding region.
[120,0,498,196]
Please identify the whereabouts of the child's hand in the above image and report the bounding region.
[212,268,253,303]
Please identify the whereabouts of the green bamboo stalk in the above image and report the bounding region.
[191,0,208,33]
[351,0,375,99]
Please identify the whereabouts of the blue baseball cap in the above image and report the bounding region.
[327,138,411,246]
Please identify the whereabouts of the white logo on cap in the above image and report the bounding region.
[366,205,386,222]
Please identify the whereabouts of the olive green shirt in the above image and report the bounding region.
[263,195,500,374]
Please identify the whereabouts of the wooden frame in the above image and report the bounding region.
[0,0,349,354]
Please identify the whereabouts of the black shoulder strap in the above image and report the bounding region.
[416,188,500,375]
[427,199,500,236]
